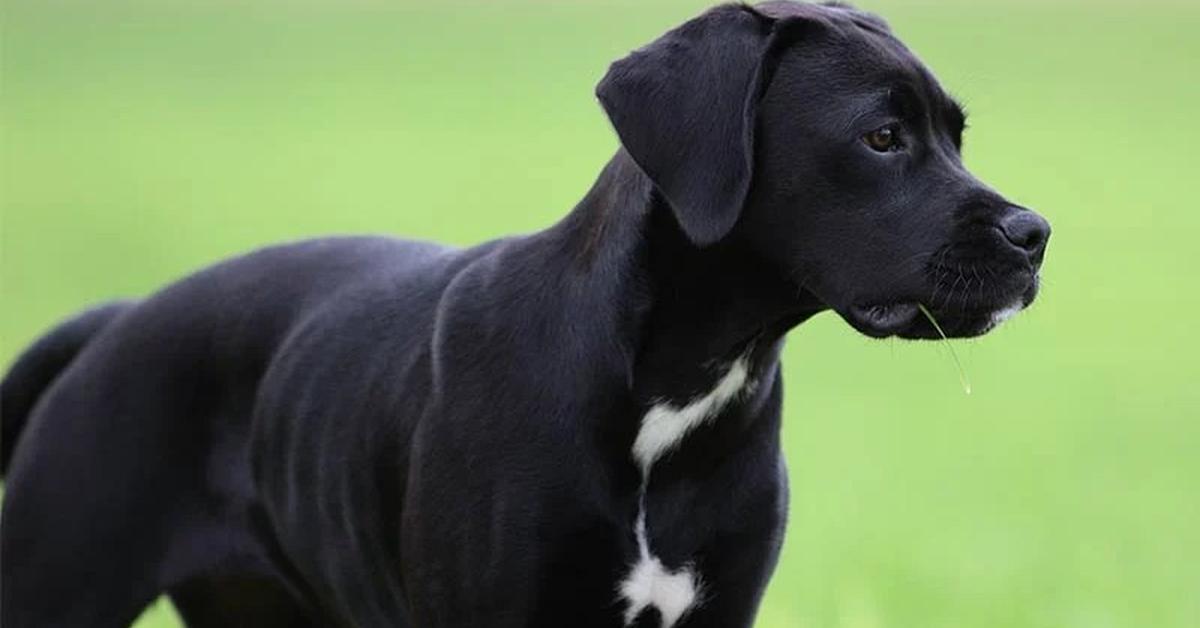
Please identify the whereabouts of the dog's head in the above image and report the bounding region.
[597,1,1049,339]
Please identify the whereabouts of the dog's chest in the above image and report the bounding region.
[618,355,754,627]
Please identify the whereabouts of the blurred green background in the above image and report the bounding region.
[2,0,1197,626]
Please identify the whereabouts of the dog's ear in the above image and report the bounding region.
[596,5,774,247]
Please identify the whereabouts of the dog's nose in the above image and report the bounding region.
[998,208,1050,262]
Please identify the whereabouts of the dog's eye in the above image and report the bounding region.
[864,126,901,152]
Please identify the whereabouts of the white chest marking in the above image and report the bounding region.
[620,511,699,627]
[632,356,752,474]
[619,355,754,627]
[620,557,697,626]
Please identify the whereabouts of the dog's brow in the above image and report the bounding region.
[838,92,892,135]
[943,98,968,142]
[946,99,968,127]
[890,79,968,137]
[885,81,928,121]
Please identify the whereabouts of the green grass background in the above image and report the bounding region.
[2,1,1197,626]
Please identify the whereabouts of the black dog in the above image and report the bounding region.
[1,2,1049,626]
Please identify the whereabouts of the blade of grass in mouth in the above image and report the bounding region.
[916,303,972,395]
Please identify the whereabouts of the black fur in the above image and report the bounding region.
[0,2,1048,626]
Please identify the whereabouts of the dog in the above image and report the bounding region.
[0,2,1050,626]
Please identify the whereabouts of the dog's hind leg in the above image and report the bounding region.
[0,347,244,626]
[159,508,326,627]
[169,574,318,628]
[1,410,176,627]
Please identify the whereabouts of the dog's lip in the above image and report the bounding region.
[845,302,922,338]
[840,272,1041,339]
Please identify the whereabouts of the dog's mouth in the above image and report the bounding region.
[846,303,924,338]
[843,275,1040,340]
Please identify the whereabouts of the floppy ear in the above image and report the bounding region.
[596,5,774,247]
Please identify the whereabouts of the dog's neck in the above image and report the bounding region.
[548,150,825,402]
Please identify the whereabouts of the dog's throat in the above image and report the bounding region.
[619,353,755,627]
